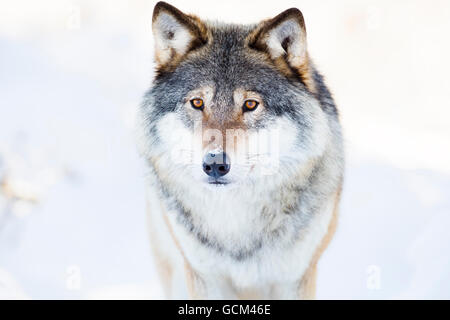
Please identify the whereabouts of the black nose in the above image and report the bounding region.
[202,152,230,178]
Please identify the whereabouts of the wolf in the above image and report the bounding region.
[137,1,344,299]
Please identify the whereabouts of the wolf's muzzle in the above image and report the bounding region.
[202,152,230,178]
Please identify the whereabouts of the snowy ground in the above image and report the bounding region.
[0,0,449,299]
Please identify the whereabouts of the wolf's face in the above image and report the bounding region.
[139,2,333,191]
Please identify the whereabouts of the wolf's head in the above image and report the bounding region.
[139,2,337,192]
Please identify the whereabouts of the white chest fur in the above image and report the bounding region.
[158,184,336,295]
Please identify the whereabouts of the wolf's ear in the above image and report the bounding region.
[248,8,315,92]
[152,2,207,69]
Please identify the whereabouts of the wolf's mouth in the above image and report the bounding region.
[210,181,228,185]
[208,178,229,185]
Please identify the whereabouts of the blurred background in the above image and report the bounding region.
[0,0,449,299]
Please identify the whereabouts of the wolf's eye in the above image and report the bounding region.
[190,98,204,110]
[243,100,259,112]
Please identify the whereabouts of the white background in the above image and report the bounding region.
[0,0,449,299]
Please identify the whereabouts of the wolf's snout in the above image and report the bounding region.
[202,152,230,178]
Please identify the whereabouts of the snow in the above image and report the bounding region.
[0,0,449,299]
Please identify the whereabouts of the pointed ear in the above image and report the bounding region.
[152,2,207,69]
[248,8,315,93]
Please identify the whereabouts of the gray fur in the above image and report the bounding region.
[140,22,344,255]
[138,4,345,298]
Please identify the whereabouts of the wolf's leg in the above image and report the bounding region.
[147,202,173,297]
[296,189,341,299]
[297,264,317,299]
[184,262,205,299]
[148,238,173,297]
[146,186,189,299]
[184,265,237,299]
[147,207,187,299]
[271,189,341,300]
[265,263,317,299]
[147,190,231,299]
[265,283,297,299]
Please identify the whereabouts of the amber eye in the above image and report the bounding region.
[190,98,204,110]
[243,100,259,112]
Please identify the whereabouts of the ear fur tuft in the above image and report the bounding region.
[152,2,207,69]
[248,8,316,93]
